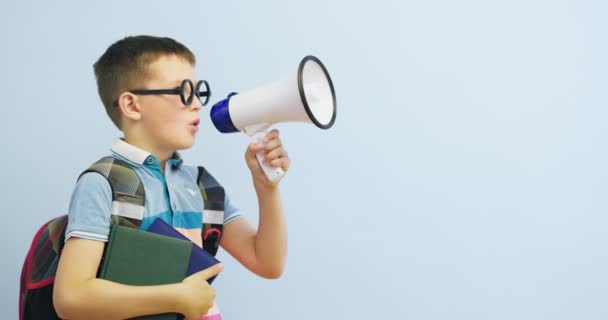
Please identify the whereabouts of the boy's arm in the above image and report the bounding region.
[220,129,289,279]
[220,186,287,279]
[54,237,222,320]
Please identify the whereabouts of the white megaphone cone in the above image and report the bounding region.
[210,55,337,183]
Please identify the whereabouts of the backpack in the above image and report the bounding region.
[19,156,226,320]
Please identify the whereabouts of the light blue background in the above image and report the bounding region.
[1,1,607,319]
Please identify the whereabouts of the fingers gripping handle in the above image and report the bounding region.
[246,124,285,183]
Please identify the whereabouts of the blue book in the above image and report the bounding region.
[146,218,221,284]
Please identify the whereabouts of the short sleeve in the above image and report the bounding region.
[64,172,112,242]
[223,193,242,224]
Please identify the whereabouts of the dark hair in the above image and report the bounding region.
[93,35,196,130]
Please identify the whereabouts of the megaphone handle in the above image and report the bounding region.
[250,127,285,183]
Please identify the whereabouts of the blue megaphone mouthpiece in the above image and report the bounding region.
[210,92,239,133]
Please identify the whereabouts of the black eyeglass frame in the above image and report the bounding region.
[115,79,211,107]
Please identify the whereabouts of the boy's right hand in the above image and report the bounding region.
[176,264,224,319]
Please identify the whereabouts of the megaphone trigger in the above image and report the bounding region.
[245,124,286,183]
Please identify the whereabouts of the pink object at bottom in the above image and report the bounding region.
[199,314,222,320]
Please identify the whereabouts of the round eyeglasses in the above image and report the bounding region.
[120,79,211,107]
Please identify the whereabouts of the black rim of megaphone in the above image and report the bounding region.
[298,55,337,130]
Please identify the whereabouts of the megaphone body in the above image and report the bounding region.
[211,55,337,182]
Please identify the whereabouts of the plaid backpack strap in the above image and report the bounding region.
[197,166,225,256]
[79,156,145,229]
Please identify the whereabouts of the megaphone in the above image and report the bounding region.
[210,55,337,183]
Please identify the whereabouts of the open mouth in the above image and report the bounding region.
[189,119,200,133]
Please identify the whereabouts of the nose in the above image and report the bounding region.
[189,97,202,112]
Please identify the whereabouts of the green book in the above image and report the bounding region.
[99,224,191,320]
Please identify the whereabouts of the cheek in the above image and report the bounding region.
[159,118,183,135]
[159,112,192,138]
[149,104,180,125]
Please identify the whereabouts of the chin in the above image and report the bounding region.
[174,137,196,150]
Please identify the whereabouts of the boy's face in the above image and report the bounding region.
[136,55,201,152]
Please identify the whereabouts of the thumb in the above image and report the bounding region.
[194,263,224,280]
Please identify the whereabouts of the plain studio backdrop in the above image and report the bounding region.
[1,1,607,319]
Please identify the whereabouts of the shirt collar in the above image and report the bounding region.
[111,138,183,169]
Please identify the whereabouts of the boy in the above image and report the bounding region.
[53,35,289,320]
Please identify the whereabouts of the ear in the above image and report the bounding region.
[117,92,142,121]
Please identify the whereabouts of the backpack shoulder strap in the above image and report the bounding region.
[197,166,225,256]
[80,156,146,229]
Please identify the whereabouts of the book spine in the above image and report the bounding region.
[99,224,117,278]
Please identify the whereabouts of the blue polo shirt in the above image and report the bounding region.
[65,139,242,244]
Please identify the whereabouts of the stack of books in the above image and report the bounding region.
[99,218,221,319]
